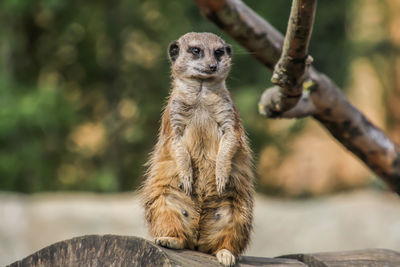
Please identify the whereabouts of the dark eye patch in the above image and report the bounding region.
[214,48,225,59]
[214,48,225,60]
[188,46,202,57]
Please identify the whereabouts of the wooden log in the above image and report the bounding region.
[8,235,400,267]
[7,235,305,267]
[8,235,170,267]
[281,249,400,267]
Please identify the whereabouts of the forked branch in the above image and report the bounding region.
[194,0,400,194]
[263,0,317,117]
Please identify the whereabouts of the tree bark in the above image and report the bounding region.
[194,0,400,195]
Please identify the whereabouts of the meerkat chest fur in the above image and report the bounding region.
[164,32,237,185]
[170,79,234,163]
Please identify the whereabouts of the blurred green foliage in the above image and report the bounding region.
[0,0,349,193]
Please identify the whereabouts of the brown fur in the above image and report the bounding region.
[141,32,254,266]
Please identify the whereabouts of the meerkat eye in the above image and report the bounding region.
[214,48,225,60]
[188,47,202,57]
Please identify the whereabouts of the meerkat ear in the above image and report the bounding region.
[225,44,232,57]
[168,41,179,62]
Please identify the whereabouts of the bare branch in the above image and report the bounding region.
[259,86,316,119]
[267,0,317,114]
[194,0,400,194]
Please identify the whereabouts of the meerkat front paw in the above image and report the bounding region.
[155,237,185,250]
[179,169,193,195]
[216,249,236,267]
[216,167,229,196]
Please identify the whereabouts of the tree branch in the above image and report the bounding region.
[266,0,316,115]
[259,86,316,119]
[194,0,400,194]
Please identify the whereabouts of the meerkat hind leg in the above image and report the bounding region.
[155,236,185,249]
[216,249,236,267]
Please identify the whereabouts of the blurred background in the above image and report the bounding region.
[1,0,400,265]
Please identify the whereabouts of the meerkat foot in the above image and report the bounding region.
[154,237,185,249]
[216,249,236,267]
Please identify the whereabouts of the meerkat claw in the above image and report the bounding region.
[216,249,236,267]
[179,175,192,195]
[216,175,228,196]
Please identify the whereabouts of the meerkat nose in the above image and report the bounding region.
[208,64,217,72]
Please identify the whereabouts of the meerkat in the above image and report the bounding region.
[141,32,254,267]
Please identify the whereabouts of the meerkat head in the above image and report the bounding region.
[168,32,232,82]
